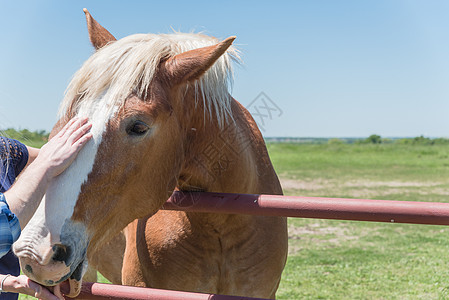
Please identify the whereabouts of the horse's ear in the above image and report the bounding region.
[163,36,236,85]
[83,8,116,50]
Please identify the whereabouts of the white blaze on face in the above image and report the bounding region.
[13,93,119,282]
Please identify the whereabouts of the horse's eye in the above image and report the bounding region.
[127,120,149,136]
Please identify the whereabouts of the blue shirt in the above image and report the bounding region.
[0,137,27,300]
[0,137,29,193]
[0,137,25,256]
[0,194,20,258]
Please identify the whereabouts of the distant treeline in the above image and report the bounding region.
[1,128,448,147]
[360,134,449,145]
[0,128,49,147]
[266,135,449,145]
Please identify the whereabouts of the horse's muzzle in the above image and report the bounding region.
[14,244,86,297]
[14,247,72,286]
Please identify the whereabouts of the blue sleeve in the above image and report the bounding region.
[14,140,29,176]
[0,193,21,258]
[0,137,29,176]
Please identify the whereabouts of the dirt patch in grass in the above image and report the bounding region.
[279,178,329,191]
[287,222,359,255]
[280,177,449,198]
[344,180,444,188]
[281,178,445,190]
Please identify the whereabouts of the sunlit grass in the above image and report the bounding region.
[270,143,449,299]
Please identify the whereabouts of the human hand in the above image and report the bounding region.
[1,275,63,300]
[35,117,93,178]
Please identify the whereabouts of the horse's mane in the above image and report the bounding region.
[59,32,240,125]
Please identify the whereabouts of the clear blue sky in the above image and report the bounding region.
[1,0,448,138]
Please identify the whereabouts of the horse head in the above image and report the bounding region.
[13,9,237,297]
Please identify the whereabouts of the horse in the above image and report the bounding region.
[12,9,288,299]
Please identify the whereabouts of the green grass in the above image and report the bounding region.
[269,143,449,299]
[268,143,449,184]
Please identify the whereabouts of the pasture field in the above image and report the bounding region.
[270,143,449,299]
[17,142,449,299]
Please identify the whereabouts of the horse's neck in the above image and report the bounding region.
[177,99,282,216]
[174,100,280,229]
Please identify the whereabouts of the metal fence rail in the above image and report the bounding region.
[65,282,265,300]
[162,191,449,225]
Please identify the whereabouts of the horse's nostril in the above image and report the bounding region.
[52,244,71,264]
[25,264,33,274]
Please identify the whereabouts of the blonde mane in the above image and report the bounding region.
[59,32,240,125]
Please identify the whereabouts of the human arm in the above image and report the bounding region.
[4,117,92,229]
[25,145,39,167]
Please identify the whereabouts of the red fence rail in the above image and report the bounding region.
[65,282,265,300]
[66,192,449,299]
[163,191,449,225]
